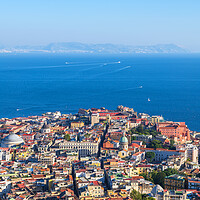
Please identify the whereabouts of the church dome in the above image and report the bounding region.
[119,132,128,144]
[1,133,24,148]
[151,184,164,195]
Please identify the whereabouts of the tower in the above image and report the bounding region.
[91,113,99,126]
[119,132,128,151]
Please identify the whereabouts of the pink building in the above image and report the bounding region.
[156,122,191,144]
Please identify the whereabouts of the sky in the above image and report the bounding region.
[1,0,200,52]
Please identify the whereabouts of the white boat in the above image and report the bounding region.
[117,61,121,63]
[139,86,143,88]
[65,62,69,64]
[148,98,151,102]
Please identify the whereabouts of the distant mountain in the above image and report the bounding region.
[0,42,189,54]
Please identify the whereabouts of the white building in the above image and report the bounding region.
[186,144,198,164]
[142,148,186,162]
[38,153,56,165]
[59,141,99,157]
[90,113,99,126]
[41,123,51,134]
[0,148,10,161]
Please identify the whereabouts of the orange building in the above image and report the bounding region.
[103,141,114,148]
[156,122,190,144]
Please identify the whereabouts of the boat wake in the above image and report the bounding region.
[115,66,131,72]
[16,106,39,111]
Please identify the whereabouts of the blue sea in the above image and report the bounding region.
[0,53,200,131]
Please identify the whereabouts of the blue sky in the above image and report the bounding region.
[1,0,200,51]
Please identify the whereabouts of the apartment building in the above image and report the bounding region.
[164,175,187,190]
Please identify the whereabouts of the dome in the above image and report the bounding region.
[119,132,128,144]
[151,184,164,195]
[1,133,24,148]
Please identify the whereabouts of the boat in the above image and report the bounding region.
[65,62,69,64]
[139,86,143,88]
[148,98,151,102]
[117,61,121,63]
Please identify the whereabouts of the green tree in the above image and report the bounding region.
[148,140,162,149]
[132,136,136,141]
[146,152,155,162]
[152,171,166,188]
[150,130,160,137]
[169,139,176,150]
[64,134,71,141]
[85,133,90,138]
[146,197,155,200]
[130,189,142,200]
[130,189,155,200]
[137,125,144,133]
[140,172,148,180]
[142,194,155,200]
[164,168,178,176]
[142,141,146,145]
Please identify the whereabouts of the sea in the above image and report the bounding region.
[0,53,200,131]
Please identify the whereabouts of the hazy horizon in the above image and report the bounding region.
[1,0,200,52]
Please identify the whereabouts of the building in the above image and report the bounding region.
[21,133,35,141]
[119,132,128,151]
[188,177,200,191]
[164,174,187,190]
[164,155,185,170]
[87,181,104,197]
[132,134,152,143]
[71,121,84,129]
[41,123,51,133]
[38,153,56,165]
[0,147,10,161]
[186,144,198,164]
[1,133,24,148]
[156,122,191,144]
[90,113,99,126]
[132,152,145,163]
[151,115,164,124]
[156,190,191,200]
[59,141,99,157]
[142,148,186,162]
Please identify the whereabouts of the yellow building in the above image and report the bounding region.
[88,184,104,198]
[136,165,152,174]
[124,167,138,177]
[71,121,84,129]
[12,149,32,161]
[107,190,118,197]
[118,150,129,159]
[90,160,101,167]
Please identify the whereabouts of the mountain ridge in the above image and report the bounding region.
[0,42,189,54]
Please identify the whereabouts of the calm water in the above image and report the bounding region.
[0,53,200,131]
